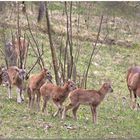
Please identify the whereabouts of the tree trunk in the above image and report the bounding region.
[45,2,60,85]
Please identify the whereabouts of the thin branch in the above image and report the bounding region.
[26,33,43,69]
[69,1,74,79]
[2,26,8,68]
[84,15,104,88]
[23,32,29,69]
[25,8,44,69]
[17,2,23,69]
[25,53,44,80]
[63,2,69,81]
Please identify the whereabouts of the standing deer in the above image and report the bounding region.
[1,66,26,103]
[62,83,113,124]
[127,66,140,109]
[27,68,52,111]
[40,80,77,117]
[5,37,29,68]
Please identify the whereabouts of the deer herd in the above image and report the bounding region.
[0,36,140,125]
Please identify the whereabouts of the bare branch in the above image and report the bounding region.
[25,7,45,69]
[17,2,23,69]
[26,33,43,69]
[84,15,104,88]
[2,26,8,69]
[25,53,44,80]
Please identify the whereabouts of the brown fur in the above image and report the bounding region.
[27,68,52,111]
[40,80,77,117]
[14,38,28,60]
[2,66,26,103]
[6,37,29,67]
[62,83,113,124]
[127,66,140,109]
[7,66,22,87]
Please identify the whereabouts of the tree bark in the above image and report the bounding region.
[45,2,60,85]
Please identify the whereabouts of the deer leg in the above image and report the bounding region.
[93,107,97,124]
[42,96,49,115]
[59,106,64,117]
[21,89,24,101]
[90,105,97,124]
[62,103,74,120]
[53,101,62,117]
[72,104,80,120]
[28,95,31,108]
[8,85,12,99]
[58,102,63,117]
[133,91,137,110]
[19,88,24,101]
[128,87,133,109]
[28,88,31,108]
[90,105,94,122]
[36,93,41,112]
[16,88,22,103]
[30,94,35,109]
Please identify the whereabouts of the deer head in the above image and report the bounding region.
[18,68,26,80]
[43,68,52,82]
[102,83,113,93]
[67,79,77,91]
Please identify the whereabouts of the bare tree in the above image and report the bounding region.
[63,2,74,81]
[45,2,60,85]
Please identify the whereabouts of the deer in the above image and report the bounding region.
[1,66,26,103]
[62,83,113,124]
[5,36,29,68]
[27,68,52,111]
[126,66,140,109]
[40,80,77,117]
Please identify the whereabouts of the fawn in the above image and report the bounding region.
[127,66,140,109]
[40,80,77,117]
[62,83,113,124]
[27,68,52,111]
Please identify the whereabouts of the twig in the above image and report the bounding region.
[26,33,43,69]
[2,26,8,68]
[25,53,44,80]
[25,8,44,69]
[84,15,104,88]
